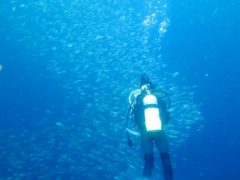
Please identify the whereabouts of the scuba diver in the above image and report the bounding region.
[126,74,173,180]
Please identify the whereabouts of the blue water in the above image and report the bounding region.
[0,0,239,179]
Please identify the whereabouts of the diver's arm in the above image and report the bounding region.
[159,99,170,124]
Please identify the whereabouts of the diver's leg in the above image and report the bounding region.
[141,132,154,178]
[160,152,173,180]
[155,131,173,180]
[143,153,154,178]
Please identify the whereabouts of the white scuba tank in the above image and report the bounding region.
[143,93,162,131]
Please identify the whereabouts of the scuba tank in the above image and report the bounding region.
[143,92,162,131]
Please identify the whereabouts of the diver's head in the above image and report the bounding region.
[140,73,152,93]
[140,73,150,86]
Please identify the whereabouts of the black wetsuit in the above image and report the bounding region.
[133,91,173,180]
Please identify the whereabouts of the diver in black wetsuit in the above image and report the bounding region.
[131,74,173,180]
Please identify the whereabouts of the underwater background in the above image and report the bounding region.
[0,0,239,179]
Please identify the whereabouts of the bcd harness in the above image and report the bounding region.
[126,88,170,147]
